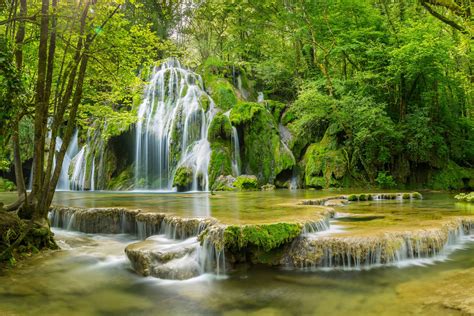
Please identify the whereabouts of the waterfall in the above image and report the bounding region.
[223,110,241,177]
[258,92,264,103]
[231,127,241,176]
[134,59,215,191]
[57,130,79,190]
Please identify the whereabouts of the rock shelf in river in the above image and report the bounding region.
[47,193,474,280]
[300,192,422,206]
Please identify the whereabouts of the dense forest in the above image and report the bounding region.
[0,0,473,261]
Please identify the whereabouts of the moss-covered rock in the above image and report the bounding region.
[265,100,286,122]
[208,113,232,143]
[234,175,258,191]
[108,166,135,190]
[212,175,236,191]
[261,184,276,191]
[223,223,302,253]
[229,102,264,125]
[207,79,237,111]
[173,166,193,192]
[230,102,295,184]
[209,141,233,189]
[302,135,347,189]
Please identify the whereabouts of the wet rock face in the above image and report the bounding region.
[125,237,200,280]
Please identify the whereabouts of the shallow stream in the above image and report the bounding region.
[1,190,473,315]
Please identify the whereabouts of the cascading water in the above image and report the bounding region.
[230,127,241,176]
[224,110,241,177]
[134,59,216,191]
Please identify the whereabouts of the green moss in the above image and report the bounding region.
[412,192,422,199]
[208,79,237,111]
[108,166,134,190]
[173,166,193,191]
[208,113,232,143]
[234,175,258,191]
[209,142,233,189]
[265,100,286,122]
[229,102,264,125]
[402,193,411,199]
[223,223,302,252]
[200,95,210,112]
[230,102,295,184]
[359,194,367,201]
[348,194,358,201]
[0,178,16,192]
[303,135,347,189]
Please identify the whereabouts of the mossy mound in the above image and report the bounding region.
[207,79,237,111]
[173,167,193,192]
[264,100,286,122]
[208,113,232,143]
[223,223,302,252]
[209,142,233,189]
[303,134,347,189]
[230,102,295,184]
[234,175,258,191]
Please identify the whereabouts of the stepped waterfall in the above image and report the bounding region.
[30,59,242,192]
[134,59,216,191]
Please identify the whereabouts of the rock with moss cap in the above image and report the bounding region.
[234,175,258,191]
[230,102,295,184]
[173,166,193,192]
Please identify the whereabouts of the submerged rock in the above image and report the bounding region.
[212,175,236,191]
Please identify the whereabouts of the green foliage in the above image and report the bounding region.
[223,223,302,252]
[208,79,237,111]
[234,175,258,191]
[428,162,473,190]
[0,178,16,192]
[230,102,264,125]
[265,100,286,122]
[375,172,397,189]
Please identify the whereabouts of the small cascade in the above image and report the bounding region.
[57,130,79,190]
[257,92,264,103]
[230,126,241,176]
[302,217,331,234]
[196,224,228,276]
[287,219,474,270]
[134,59,216,191]
[223,110,241,177]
